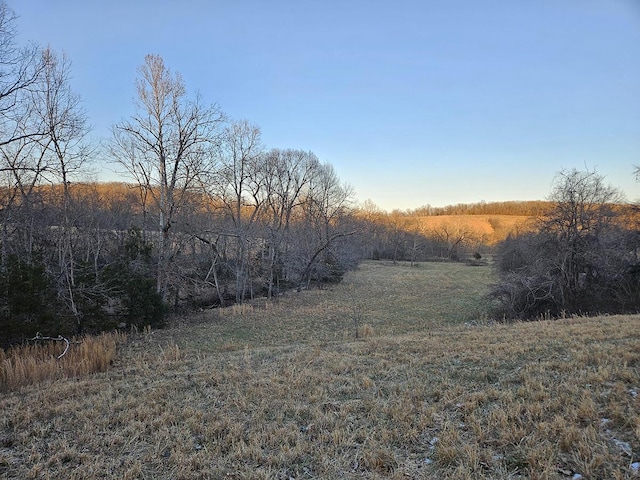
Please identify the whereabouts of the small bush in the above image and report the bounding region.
[0,255,69,347]
[101,228,167,329]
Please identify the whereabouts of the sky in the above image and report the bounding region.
[14,0,640,211]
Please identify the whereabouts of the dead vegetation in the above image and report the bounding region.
[0,332,125,391]
[1,261,639,479]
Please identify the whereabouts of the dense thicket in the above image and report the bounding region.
[490,169,640,320]
[0,171,360,345]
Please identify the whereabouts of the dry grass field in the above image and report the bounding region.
[413,215,534,244]
[1,261,639,479]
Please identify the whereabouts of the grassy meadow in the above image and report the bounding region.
[1,261,639,479]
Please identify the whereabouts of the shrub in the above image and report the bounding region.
[102,228,167,329]
[0,255,69,347]
[490,169,640,320]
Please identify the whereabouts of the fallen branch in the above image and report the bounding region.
[31,332,70,359]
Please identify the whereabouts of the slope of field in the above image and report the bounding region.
[1,261,639,479]
[414,214,534,245]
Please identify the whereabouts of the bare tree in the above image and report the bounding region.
[0,133,46,265]
[541,168,622,307]
[30,47,91,332]
[354,199,387,260]
[404,216,426,266]
[209,120,264,302]
[431,221,471,260]
[0,2,47,270]
[112,54,224,300]
[261,148,318,297]
[0,2,43,147]
[491,168,631,320]
[296,162,355,289]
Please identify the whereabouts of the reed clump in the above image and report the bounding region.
[0,331,125,391]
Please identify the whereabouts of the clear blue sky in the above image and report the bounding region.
[14,0,640,211]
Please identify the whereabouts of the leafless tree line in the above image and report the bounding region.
[0,6,359,342]
[0,2,97,340]
[110,54,358,303]
[355,201,485,264]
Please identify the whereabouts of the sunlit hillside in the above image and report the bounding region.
[412,214,535,245]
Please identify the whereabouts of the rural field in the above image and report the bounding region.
[412,214,534,245]
[1,261,639,479]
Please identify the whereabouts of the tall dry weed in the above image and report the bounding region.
[0,331,124,391]
[218,303,254,317]
[360,323,374,338]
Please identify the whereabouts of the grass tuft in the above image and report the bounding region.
[360,323,374,338]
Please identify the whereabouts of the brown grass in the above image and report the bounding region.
[414,214,534,244]
[0,332,125,391]
[1,261,639,479]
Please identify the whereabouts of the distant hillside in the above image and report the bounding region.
[413,214,535,245]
